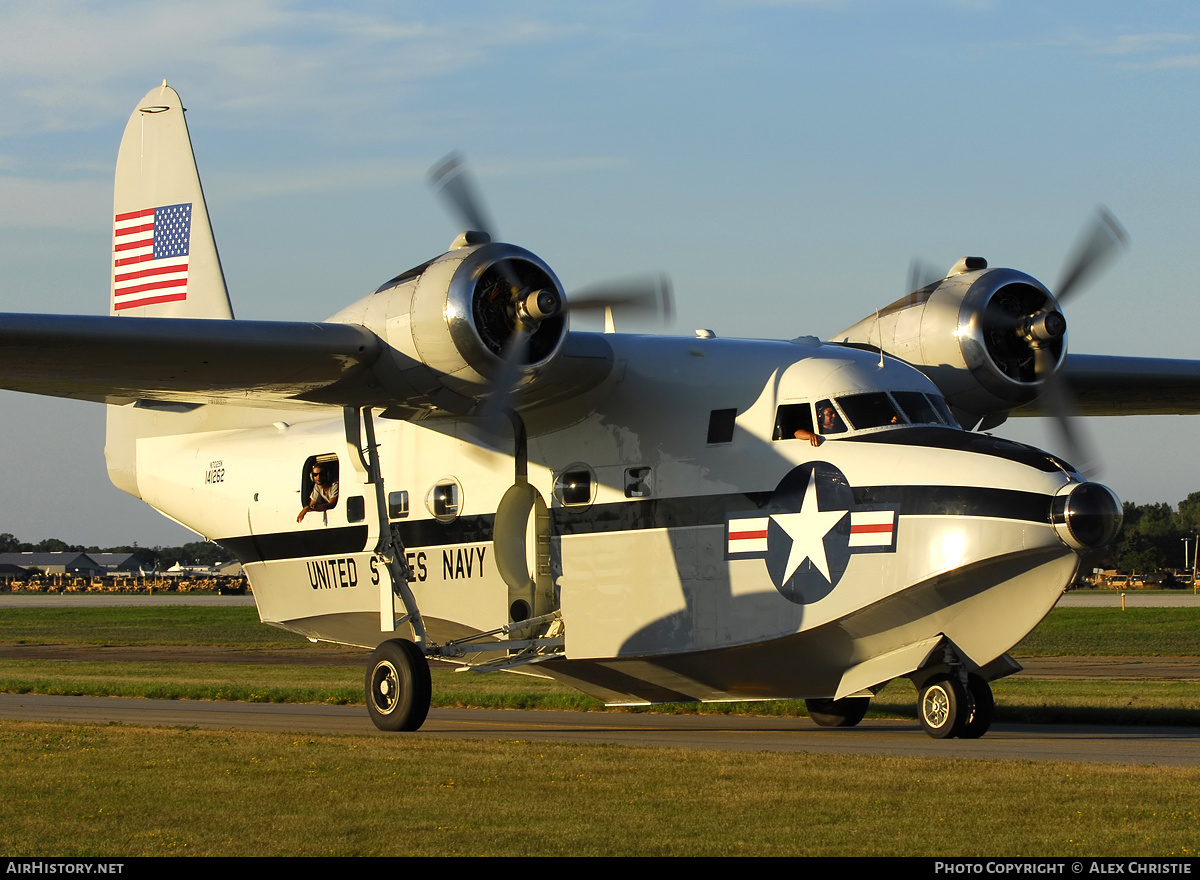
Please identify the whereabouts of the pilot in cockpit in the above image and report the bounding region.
[817,401,846,435]
[792,400,847,446]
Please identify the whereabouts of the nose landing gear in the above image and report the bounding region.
[917,673,993,739]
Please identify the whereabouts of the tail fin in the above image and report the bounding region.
[107,82,235,501]
[111,81,232,319]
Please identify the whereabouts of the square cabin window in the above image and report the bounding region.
[301,454,339,514]
[388,490,410,519]
[707,408,737,444]
[773,403,814,440]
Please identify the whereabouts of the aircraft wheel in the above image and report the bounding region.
[805,697,870,728]
[918,675,968,739]
[365,639,431,732]
[958,674,995,740]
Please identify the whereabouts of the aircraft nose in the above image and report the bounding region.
[1051,481,1123,551]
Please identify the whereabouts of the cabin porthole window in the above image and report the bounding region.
[554,464,596,508]
[425,478,463,523]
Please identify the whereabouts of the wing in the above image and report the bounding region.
[1013,353,1200,416]
[0,313,410,410]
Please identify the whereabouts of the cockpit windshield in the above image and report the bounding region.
[773,390,957,442]
[837,392,900,430]
[892,391,945,425]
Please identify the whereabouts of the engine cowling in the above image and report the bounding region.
[329,240,570,415]
[830,263,1066,425]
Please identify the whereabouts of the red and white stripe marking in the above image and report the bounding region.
[727,516,769,554]
[849,510,897,547]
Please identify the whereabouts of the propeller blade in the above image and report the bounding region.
[429,152,530,301]
[428,152,496,238]
[1055,206,1128,304]
[907,258,943,294]
[1040,371,1098,477]
[567,274,674,323]
[475,321,534,441]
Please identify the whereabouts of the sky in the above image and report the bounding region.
[1,0,1199,547]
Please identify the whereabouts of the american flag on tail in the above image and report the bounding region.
[112,203,192,311]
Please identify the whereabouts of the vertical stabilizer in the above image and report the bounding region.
[111,81,232,319]
[107,82,235,502]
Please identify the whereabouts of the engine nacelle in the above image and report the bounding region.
[329,240,570,415]
[831,264,1066,424]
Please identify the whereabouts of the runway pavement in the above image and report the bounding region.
[1,693,1197,766]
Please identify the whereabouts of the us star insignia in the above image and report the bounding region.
[725,461,899,605]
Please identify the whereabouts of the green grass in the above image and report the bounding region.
[0,606,308,647]
[0,720,1196,857]
[1016,607,1200,656]
[0,660,364,704]
[2,604,1197,653]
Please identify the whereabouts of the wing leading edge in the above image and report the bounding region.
[1013,353,1200,417]
[0,313,415,411]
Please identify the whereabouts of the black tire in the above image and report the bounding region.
[805,697,870,728]
[958,674,995,739]
[918,675,968,739]
[365,639,431,732]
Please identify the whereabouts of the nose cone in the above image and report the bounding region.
[1051,482,1123,551]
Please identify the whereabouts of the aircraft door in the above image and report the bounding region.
[244,413,410,642]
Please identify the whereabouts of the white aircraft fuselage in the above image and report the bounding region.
[123,331,1086,707]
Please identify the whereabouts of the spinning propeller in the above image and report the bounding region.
[911,208,1127,474]
[428,154,672,620]
[429,153,672,436]
[1018,207,1127,474]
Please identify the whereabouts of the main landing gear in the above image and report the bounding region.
[365,638,432,732]
[917,673,994,739]
[805,697,870,728]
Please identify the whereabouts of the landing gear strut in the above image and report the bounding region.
[917,673,994,739]
[365,638,432,732]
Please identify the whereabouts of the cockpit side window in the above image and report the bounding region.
[837,392,901,430]
[773,403,814,441]
[815,400,847,434]
[929,395,959,427]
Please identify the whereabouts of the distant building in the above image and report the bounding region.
[0,563,30,582]
[0,552,104,577]
[89,553,154,577]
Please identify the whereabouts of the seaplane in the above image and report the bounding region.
[3,82,1196,739]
